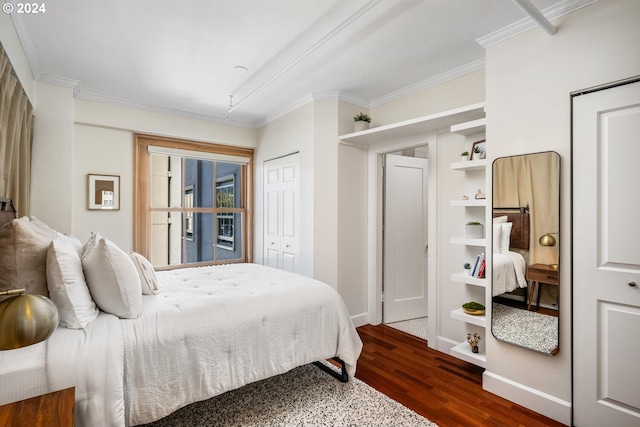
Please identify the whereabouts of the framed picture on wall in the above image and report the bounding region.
[88,174,120,210]
[470,140,486,160]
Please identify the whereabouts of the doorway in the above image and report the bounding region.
[382,147,429,341]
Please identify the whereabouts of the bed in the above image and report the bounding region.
[0,216,363,427]
[492,208,529,297]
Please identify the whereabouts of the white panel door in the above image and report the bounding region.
[263,154,300,273]
[383,154,429,323]
[573,79,640,426]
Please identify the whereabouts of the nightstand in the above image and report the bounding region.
[0,387,74,427]
[526,263,559,310]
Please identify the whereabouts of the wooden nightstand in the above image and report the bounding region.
[526,263,559,310]
[0,387,74,427]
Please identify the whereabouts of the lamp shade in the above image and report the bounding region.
[0,293,59,350]
[539,233,557,247]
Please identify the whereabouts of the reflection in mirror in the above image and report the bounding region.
[491,152,560,355]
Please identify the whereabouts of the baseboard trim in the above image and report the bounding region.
[483,370,571,425]
[436,336,458,354]
[351,313,369,328]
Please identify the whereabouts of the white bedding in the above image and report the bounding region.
[122,263,362,426]
[0,263,363,427]
[492,251,528,296]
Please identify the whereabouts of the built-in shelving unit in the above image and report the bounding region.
[339,102,485,147]
[449,116,488,368]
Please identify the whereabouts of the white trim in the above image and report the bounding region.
[477,0,599,48]
[369,59,486,108]
[147,145,251,164]
[10,12,40,80]
[483,370,572,425]
[350,312,369,328]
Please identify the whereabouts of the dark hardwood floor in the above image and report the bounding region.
[355,324,566,427]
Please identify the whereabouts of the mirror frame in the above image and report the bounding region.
[491,151,560,355]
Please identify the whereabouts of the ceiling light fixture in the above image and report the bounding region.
[226,0,383,116]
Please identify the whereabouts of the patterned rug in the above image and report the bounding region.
[385,317,428,340]
[137,363,438,427]
[492,303,558,354]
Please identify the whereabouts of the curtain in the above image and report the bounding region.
[0,42,33,218]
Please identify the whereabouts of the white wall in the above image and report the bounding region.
[484,0,640,424]
[255,103,315,278]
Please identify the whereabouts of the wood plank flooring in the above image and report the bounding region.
[355,324,566,427]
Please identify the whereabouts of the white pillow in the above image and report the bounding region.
[500,222,513,254]
[82,231,102,258]
[493,215,508,224]
[82,236,142,319]
[492,223,502,254]
[46,235,99,328]
[129,251,159,295]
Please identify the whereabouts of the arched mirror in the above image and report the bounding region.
[491,152,560,355]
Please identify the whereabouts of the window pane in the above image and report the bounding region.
[184,212,215,263]
[216,212,243,261]
[216,162,241,208]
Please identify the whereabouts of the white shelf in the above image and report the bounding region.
[451,237,486,247]
[451,341,486,368]
[450,159,487,171]
[450,272,486,287]
[450,199,487,207]
[450,308,486,327]
[450,118,486,136]
[339,102,485,147]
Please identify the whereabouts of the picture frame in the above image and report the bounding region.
[88,174,120,210]
[470,140,486,160]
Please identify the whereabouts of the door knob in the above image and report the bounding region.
[629,281,637,287]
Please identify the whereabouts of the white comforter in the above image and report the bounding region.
[492,251,528,296]
[0,264,363,427]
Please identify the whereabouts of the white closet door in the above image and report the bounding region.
[263,154,300,273]
[573,79,640,426]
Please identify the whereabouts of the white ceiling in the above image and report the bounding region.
[10,0,579,128]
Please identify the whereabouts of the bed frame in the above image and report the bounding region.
[492,207,530,250]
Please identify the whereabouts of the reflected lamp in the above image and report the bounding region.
[0,289,59,351]
[539,233,559,269]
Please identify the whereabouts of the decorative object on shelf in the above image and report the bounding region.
[88,174,120,210]
[460,151,469,161]
[470,140,486,160]
[474,189,486,199]
[353,112,371,132]
[463,301,485,316]
[463,263,471,275]
[461,195,469,200]
[0,289,59,350]
[465,221,484,239]
[467,332,481,353]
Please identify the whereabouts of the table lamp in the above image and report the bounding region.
[539,232,559,269]
[0,289,59,351]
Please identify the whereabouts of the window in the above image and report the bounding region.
[134,135,253,268]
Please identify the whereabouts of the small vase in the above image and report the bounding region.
[354,121,370,132]
[465,224,484,239]
[471,345,479,354]
[464,269,471,276]
[461,155,469,162]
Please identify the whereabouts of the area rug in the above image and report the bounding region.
[385,317,428,340]
[492,302,558,354]
[137,363,438,427]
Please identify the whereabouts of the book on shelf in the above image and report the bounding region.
[477,260,486,278]
[471,252,485,277]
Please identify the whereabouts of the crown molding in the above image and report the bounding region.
[10,13,40,80]
[75,90,255,129]
[369,58,486,108]
[255,91,369,128]
[477,0,599,48]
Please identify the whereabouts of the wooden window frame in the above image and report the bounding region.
[134,134,254,267]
